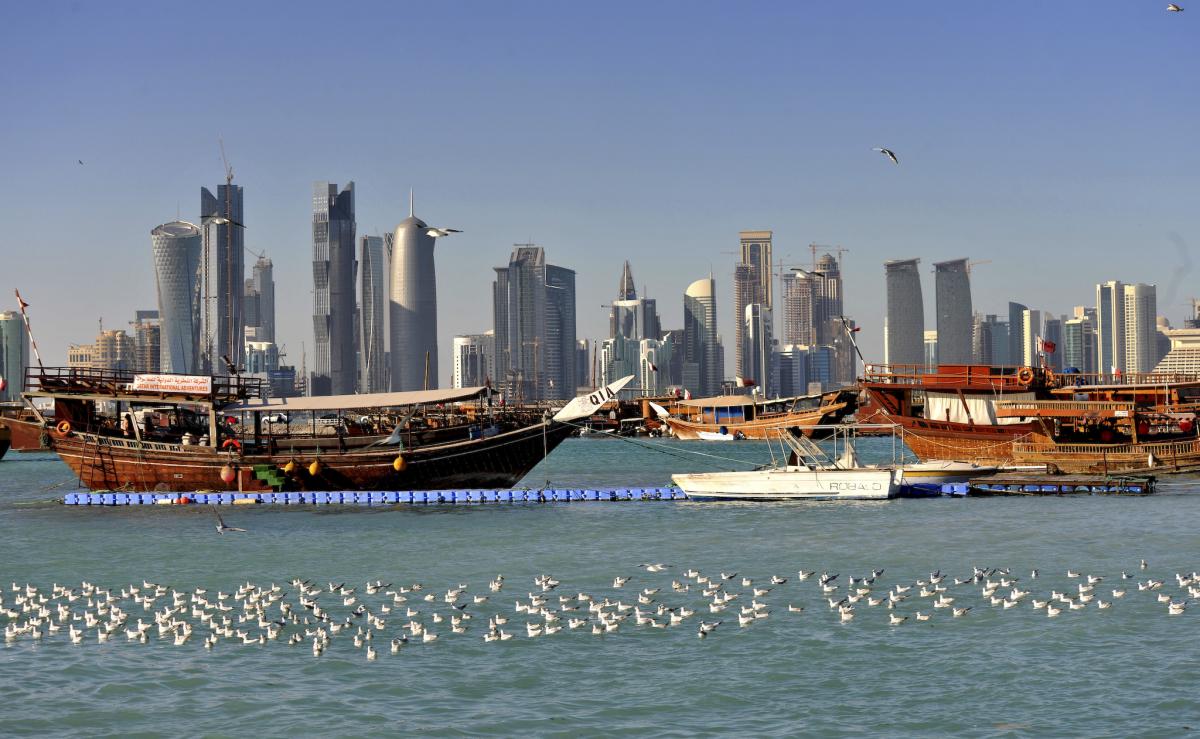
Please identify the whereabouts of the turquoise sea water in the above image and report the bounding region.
[2,438,1199,737]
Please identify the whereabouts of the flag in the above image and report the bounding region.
[0,377,6,393]
[736,376,757,388]
[647,362,658,372]
[14,290,29,310]
[683,389,692,400]
[1038,335,1056,354]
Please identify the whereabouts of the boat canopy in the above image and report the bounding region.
[224,387,488,413]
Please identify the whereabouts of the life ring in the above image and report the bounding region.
[222,438,242,451]
[1016,367,1035,387]
[55,420,72,435]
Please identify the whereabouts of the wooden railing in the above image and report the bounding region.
[1014,438,1200,458]
[994,400,1135,413]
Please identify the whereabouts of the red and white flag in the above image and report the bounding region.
[735,376,757,388]
[1038,335,1056,354]
[647,362,658,372]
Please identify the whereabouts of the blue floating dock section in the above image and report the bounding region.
[61,486,690,506]
[897,482,970,498]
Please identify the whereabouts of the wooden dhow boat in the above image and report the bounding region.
[653,388,857,441]
[858,363,1200,474]
[24,367,631,492]
[0,401,51,453]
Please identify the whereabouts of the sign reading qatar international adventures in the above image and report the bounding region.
[131,374,213,394]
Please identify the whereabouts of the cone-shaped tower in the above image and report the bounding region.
[390,195,440,390]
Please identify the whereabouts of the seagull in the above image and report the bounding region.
[1167,4,1184,11]
[426,227,462,238]
[873,147,899,165]
[213,508,246,534]
[77,160,84,166]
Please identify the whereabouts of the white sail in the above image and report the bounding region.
[552,376,635,423]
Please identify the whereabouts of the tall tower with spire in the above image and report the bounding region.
[617,260,637,301]
[390,192,455,391]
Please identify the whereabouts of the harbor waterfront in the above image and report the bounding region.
[2,440,1200,735]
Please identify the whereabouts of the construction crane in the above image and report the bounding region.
[809,244,850,271]
[967,259,992,274]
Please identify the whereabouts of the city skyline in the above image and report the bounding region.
[2,4,1198,386]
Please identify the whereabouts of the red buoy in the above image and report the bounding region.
[220,465,236,484]
[1180,419,1194,433]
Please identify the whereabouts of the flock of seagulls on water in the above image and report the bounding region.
[1,558,1196,660]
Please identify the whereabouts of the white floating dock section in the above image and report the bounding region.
[62,488,688,506]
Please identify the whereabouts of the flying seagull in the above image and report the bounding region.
[77,160,84,165]
[1167,4,1183,11]
[873,147,899,165]
[213,507,246,534]
[426,227,462,238]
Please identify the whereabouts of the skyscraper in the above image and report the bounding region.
[311,182,357,396]
[492,245,576,401]
[683,276,720,397]
[739,231,773,310]
[1096,280,1125,376]
[390,196,453,391]
[452,332,494,389]
[934,258,973,364]
[359,235,387,393]
[608,262,660,343]
[617,260,637,301]
[732,262,760,378]
[244,256,275,343]
[742,303,773,394]
[1043,316,1064,371]
[1063,316,1096,374]
[544,264,578,399]
[1008,301,1028,368]
[151,220,202,375]
[780,269,816,346]
[0,311,29,402]
[200,184,244,373]
[883,259,924,366]
[1021,309,1044,366]
[1123,283,1157,374]
[811,253,843,345]
[131,310,161,374]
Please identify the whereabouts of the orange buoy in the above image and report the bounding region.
[220,465,236,484]
[56,420,72,435]
[178,495,190,505]
[393,455,407,472]
[283,460,297,474]
[308,459,322,476]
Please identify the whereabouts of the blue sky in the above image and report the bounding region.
[1,1,1197,380]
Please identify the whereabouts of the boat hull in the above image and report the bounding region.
[673,467,898,500]
[48,422,574,492]
[900,461,999,485]
[0,427,8,461]
[0,416,49,452]
[664,401,852,441]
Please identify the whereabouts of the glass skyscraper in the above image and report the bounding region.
[884,259,924,366]
[311,181,356,396]
[359,235,388,393]
[200,184,245,373]
[934,258,973,364]
[151,220,202,374]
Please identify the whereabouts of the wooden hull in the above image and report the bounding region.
[0,416,50,452]
[664,401,852,441]
[857,403,1035,465]
[0,427,8,461]
[1012,438,1200,475]
[49,422,575,492]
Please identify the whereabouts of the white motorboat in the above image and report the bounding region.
[900,460,998,485]
[673,425,901,501]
